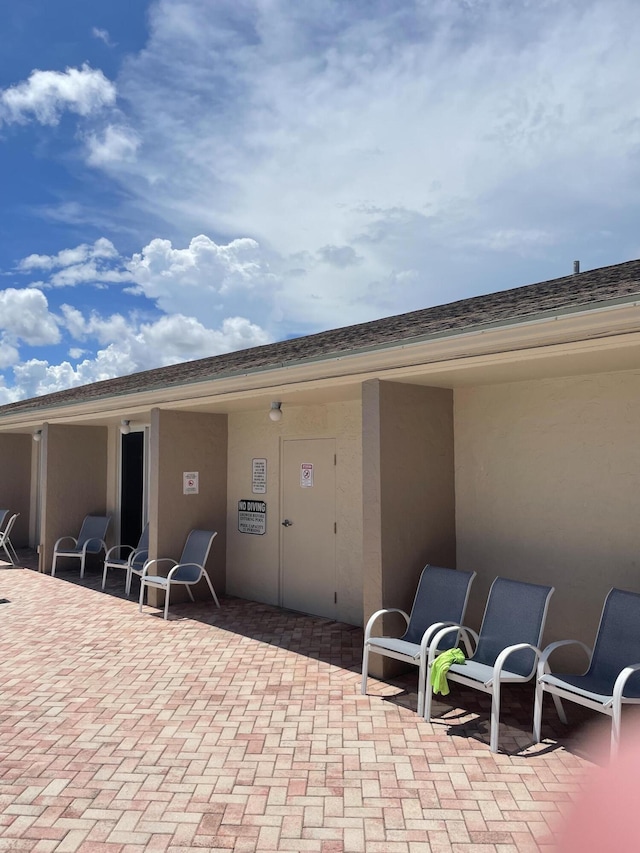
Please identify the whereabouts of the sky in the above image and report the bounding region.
[1,0,640,404]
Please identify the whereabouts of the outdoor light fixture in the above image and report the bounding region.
[120,419,131,435]
[269,402,282,422]
[33,429,42,442]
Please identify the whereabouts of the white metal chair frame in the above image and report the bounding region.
[424,578,554,753]
[138,530,219,620]
[361,566,476,716]
[534,588,640,759]
[51,516,111,579]
[0,513,20,565]
[102,524,149,594]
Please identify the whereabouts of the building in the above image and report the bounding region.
[1,259,639,672]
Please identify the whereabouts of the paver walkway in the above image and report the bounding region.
[0,557,599,852]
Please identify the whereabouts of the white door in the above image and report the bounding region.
[281,438,336,619]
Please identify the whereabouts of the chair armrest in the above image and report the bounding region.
[537,639,592,679]
[105,544,134,560]
[129,548,149,566]
[81,537,107,555]
[167,562,205,580]
[427,624,478,665]
[54,535,78,550]
[490,642,542,685]
[610,663,640,708]
[140,557,177,578]
[419,622,462,657]
[364,608,410,642]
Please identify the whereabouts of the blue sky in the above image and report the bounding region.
[1,0,640,403]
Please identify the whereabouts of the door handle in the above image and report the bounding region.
[282,519,293,527]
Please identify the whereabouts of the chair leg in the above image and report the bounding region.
[202,573,220,607]
[611,701,622,760]
[417,658,427,717]
[163,585,171,620]
[101,564,108,590]
[125,568,131,597]
[80,554,85,579]
[139,579,146,612]
[51,554,58,577]
[424,671,434,722]
[490,682,501,753]
[533,681,544,743]
[7,540,18,564]
[361,644,370,695]
[551,693,568,724]
[185,585,195,602]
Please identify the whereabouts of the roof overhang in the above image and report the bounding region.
[3,297,640,432]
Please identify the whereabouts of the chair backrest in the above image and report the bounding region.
[473,577,554,677]
[136,522,150,551]
[587,588,640,692]
[0,510,9,532]
[77,515,111,552]
[174,530,218,582]
[129,523,150,567]
[401,565,476,649]
[0,512,19,540]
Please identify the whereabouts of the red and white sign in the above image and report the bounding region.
[300,462,314,488]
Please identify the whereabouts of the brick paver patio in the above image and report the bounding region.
[0,555,602,852]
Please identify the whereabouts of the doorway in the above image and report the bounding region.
[281,438,336,619]
[120,430,147,546]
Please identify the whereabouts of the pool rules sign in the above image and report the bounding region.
[238,499,266,535]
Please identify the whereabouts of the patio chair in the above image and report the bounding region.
[0,513,20,565]
[424,577,554,752]
[51,515,111,579]
[138,529,219,620]
[534,587,640,759]
[361,565,476,716]
[102,522,150,593]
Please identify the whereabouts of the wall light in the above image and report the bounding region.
[33,429,42,442]
[120,419,131,435]
[269,402,282,422]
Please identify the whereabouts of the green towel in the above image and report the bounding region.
[430,648,466,695]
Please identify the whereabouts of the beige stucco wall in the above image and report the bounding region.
[226,400,363,625]
[0,434,32,547]
[455,370,640,664]
[362,380,457,675]
[41,424,108,573]
[148,409,227,605]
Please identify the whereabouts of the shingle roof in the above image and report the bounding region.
[2,258,640,416]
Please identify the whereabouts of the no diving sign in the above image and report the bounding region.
[238,499,266,535]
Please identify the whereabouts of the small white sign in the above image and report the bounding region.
[300,462,314,488]
[252,458,267,494]
[183,471,199,494]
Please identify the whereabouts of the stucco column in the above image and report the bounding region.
[362,380,456,677]
[147,408,228,609]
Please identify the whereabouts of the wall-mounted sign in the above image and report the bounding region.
[252,458,267,494]
[238,499,266,535]
[300,462,314,488]
[183,471,199,494]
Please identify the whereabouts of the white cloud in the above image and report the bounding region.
[0,309,270,403]
[0,63,116,126]
[85,124,140,166]
[92,27,116,48]
[89,0,640,324]
[127,234,279,324]
[19,238,119,271]
[0,288,60,345]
